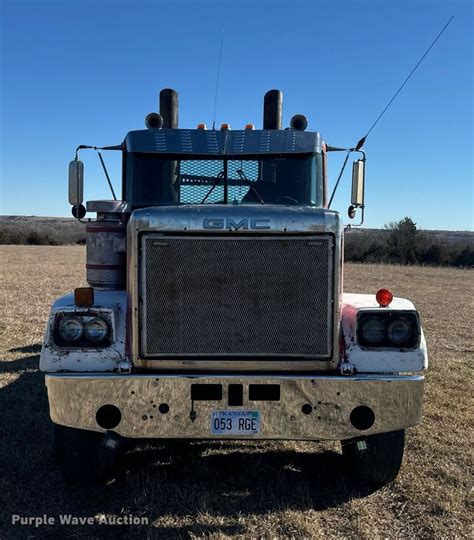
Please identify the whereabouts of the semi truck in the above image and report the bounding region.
[40,89,427,485]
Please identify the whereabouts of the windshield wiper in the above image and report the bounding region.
[236,169,264,204]
[200,171,224,204]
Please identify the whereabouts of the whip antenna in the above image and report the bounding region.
[212,28,224,130]
[354,15,454,151]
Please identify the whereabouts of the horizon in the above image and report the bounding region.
[1,1,472,231]
[2,213,473,234]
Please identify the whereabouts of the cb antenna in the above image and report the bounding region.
[212,28,224,130]
[354,15,454,151]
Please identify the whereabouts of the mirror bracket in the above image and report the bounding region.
[348,204,365,227]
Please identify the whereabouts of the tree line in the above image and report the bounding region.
[1,216,472,267]
[345,217,473,267]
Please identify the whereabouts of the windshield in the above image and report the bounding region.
[124,153,323,207]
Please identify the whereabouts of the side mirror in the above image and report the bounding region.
[68,159,84,206]
[351,159,365,208]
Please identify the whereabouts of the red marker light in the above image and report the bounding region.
[376,288,393,307]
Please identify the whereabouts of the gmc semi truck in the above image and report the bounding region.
[40,89,427,485]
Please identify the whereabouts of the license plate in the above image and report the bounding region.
[211,410,260,435]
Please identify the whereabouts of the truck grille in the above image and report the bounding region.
[140,235,334,359]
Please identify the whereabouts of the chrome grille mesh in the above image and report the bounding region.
[141,236,333,358]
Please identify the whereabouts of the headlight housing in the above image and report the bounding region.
[54,313,111,347]
[357,311,420,348]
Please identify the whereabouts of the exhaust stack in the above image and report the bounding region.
[160,88,179,128]
[263,89,283,130]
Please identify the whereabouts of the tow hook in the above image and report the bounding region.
[102,431,122,452]
[356,440,367,452]
[99,431,124,475]
[342,438,367,453]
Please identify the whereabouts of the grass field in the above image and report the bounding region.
[0,245,472,539]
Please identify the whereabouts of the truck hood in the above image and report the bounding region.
[128,205,342,236]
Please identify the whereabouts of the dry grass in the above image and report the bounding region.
[0,245,472,539]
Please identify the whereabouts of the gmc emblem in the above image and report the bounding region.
[203,218,271,230]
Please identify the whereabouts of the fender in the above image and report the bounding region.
[39,290,127,373]
[340,293,428,373]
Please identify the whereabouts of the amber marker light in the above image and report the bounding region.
[74,287,94,307]
[376,288,393,308]
[245,123,255,130]
[220,123,231,130]
[197,123,207,130]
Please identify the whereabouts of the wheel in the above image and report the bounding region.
[53,424,121,485]
[341,429,405,486]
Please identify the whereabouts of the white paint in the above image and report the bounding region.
[343,293,416,310]
[340,293,428,373]
[39,290,127,373]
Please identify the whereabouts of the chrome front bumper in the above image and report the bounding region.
[45,373,424,441]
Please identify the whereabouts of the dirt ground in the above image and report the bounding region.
[0,245,472,539]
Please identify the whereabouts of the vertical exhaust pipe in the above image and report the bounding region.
[263,89,283,130]
[160,88,179,128]
[158,89,179,203]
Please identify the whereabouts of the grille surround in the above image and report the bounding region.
[140,234,334,360]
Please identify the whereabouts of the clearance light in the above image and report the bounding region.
[376,288,393,308]
[197,123,207,130]
[220,123,231,130]
[245,124,255,130]
[74,287,94,307]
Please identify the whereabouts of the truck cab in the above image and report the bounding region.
[40,89,427,486]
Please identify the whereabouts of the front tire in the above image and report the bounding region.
[341,429,405,486]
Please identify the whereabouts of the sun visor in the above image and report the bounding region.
[124,129,322,156]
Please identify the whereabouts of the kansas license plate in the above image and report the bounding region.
[211,410,260,435]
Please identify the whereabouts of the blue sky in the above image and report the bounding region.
[0,0,472,230]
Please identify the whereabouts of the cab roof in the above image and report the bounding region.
[124,128,322,156]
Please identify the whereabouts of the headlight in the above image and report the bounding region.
[387,318,412,345]
[360,317,385,345]
[55,313,111,347]
[58,316,83,343]
[84,317,109,343]
[357,311,419,348]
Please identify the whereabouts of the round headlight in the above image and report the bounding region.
[361,317,385,345]
[387,318,412,345]
[59,317,83,343]
[84,317,109,343]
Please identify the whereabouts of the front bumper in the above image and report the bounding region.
[45,373,424,441]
